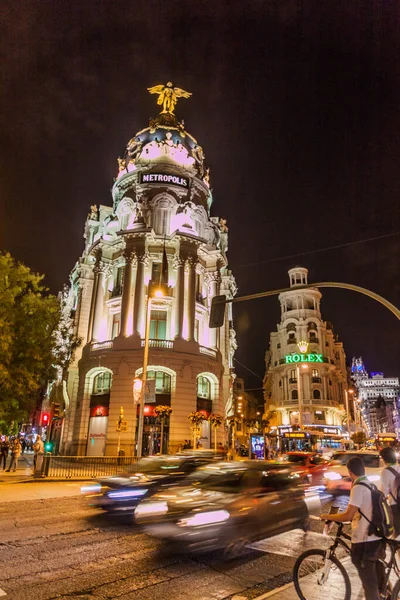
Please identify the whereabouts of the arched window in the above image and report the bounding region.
[312,369,319,378]
[291,390,298,400]
[286,323,296,332]
[147,370,171,394]
[313,389,321,400]
[197,376,211,400]
[92,371,112,395]
[308,322,317,331]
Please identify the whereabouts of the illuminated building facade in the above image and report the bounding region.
[351,357,400,436]
[60,87,237,456]
[264,267,347,440]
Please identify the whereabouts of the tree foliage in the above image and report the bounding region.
[351,431,367,446]
[0,252,64,425]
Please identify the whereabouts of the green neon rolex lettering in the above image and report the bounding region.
[292,354,300,362]
[315,354,323,362]
[285,355,293,363]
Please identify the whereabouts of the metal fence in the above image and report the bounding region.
[36,455,139,479]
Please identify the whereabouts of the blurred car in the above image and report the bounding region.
[81,452,219,514]
[323,450,383,494]
[282,452,333,486]
[134,460,319,554]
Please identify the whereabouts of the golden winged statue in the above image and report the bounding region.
[147,82,192,114]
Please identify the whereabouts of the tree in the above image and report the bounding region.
[0,252,71,427]
[351,431,367,447]
[154,405,172,454]
[188,411,206,448]
[209,413,224,451]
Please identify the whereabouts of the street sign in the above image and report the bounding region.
[116,419,128,432]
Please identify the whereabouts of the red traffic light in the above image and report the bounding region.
[41,413,50,426]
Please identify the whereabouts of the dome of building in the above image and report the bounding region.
[116,113,210,186]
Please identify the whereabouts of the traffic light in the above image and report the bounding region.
[209,295,227,328]
[41,413,50,427]
[44,441,54,453]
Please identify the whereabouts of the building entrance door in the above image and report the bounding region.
[86,416,108,456]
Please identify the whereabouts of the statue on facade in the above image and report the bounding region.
[88,205,98,220]
[192,145,205,176]
[117,157,127,173]
[204,220,220,247]
[126,138,143,161]
[147,82,192,115]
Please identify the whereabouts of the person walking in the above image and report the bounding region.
[1,436,10,470]
[33,435,44,469]
[320,456,385,600]
[6,437,22,472]
[379,446,400,536]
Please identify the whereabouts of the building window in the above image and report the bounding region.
[147,370,171,394]
[315,410,325,421]
[313,389,321,400]
[151,262,162,285]
[287,323,296,332]
[312,369,319,378]
[92,371,112,395]
[194,319,200,342]
[197,376,211,400]
[277,343,281,349]
[279,379,282,387]
[291,390,298,400]
[150,310,167,340]
[111,314,120,338]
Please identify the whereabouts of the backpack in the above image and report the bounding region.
[386,467,400,508]
[356,481,394,538]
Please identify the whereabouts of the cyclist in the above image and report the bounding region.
[320,456,384,600]
[380,446,400,536]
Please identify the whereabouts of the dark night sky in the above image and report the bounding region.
[1,1,399,387]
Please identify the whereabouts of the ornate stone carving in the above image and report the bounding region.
[173,254,185,269]
[123,246,136,264]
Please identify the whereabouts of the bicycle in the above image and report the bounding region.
[293,520,400,600]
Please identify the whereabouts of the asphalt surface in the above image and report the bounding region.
[0,491,349,600]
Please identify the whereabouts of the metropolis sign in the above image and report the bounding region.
[285,353,324,363]
[139,172,189,188]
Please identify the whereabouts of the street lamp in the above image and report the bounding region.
[296,363,308,429]
[136,284,165,458]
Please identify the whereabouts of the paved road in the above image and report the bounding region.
[0,491,348,600]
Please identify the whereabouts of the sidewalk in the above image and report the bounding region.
[260,557,363,599]
[0,453,34,483]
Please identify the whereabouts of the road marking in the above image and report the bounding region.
[0,588,7,596]
[251,581,294,599]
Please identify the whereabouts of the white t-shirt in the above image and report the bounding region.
[380,465,400,506]
[349,479,381,543]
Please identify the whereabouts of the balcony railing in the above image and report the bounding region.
[311,377,322,383]
[141,339,174,349]
[91,340,113,351]
[199,345,217,358]
[289,377,297,384]
[309,337,319,344]
[287,338,297,345]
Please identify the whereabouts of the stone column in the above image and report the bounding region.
[132,250,147,338]
[92,262,107,341]
[119,247,135,337]
[173,254,185,339]
[87,270,98,342]
[186,256,197,342]
[207,272,221,348]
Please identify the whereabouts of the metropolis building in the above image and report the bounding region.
[264,267,348,446]
[58,85,237,456]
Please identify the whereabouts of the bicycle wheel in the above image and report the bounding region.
[293,548,351,600]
